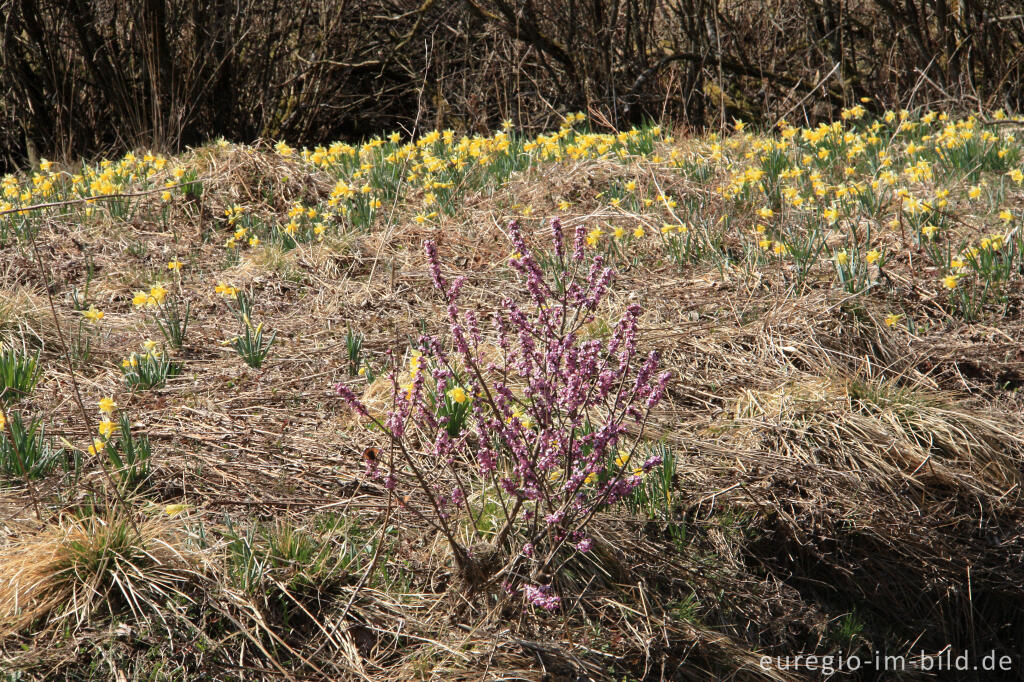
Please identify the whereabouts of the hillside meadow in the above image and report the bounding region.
[1,109,1024,679]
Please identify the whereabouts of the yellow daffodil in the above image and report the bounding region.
[98,420,115,439]
[164,503,188,517]
[215,282,237,297]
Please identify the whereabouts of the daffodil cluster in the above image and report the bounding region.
[275,113,666,236]
[665,106,1024,317]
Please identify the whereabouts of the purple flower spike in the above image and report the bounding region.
[524,584,561,611]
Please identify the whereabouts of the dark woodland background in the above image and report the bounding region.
[2,0,1024,170]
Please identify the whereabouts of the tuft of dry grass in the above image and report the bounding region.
[0,511,202,635]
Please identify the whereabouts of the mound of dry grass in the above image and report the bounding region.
[0,511,202,635]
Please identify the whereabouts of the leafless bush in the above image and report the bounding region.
[462,0,1024,125]
[1,0,1023,169]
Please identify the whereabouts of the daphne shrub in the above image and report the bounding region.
[335,219,671,608]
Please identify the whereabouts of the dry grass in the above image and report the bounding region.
[1,132,1024,680]
[0,511,201,635]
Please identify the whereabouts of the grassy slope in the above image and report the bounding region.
[1,114,1023,680]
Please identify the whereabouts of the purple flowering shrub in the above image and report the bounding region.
[335,219,671,610]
